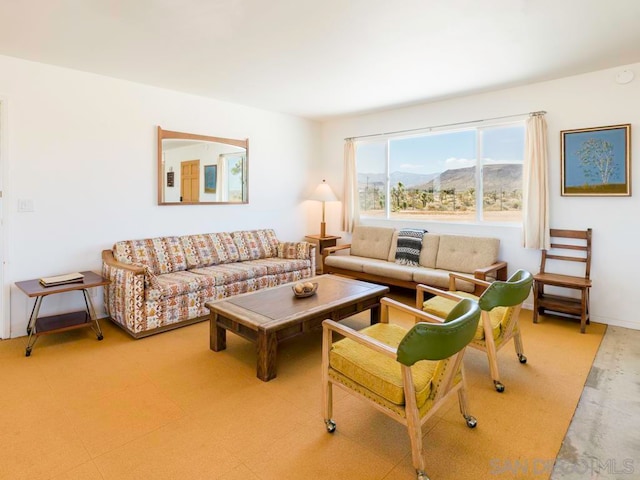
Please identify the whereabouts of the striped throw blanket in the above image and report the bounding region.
[395,229,427,266]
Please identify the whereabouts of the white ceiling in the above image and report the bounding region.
[1,0,640,120]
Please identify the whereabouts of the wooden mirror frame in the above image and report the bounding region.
[157,126,249,205]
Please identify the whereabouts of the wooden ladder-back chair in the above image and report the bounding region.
[322,297,481,480]
[533,228,592,333]
[418,270,533,392]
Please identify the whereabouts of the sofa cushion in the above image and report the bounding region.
[412,269,476,293]
[232,230,279,261]
[244,258,311,275]
[421,292,502,341]
[180,232,242,269]
[350,226,395,260]
[362,260,415,282]
[146,270,219,300]
[113,236,187,275]
[435,235,499,274]
[389,232,440,269]
[330,323,438,407]
[324,254,368,272]
[190,262,269,286]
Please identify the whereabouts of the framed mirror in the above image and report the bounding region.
[157,126,249,205]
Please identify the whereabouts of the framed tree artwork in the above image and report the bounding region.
[561,124,631,196]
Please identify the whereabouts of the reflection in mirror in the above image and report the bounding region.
[157,126,248,205]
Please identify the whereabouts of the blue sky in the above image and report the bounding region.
[357,125,524,175]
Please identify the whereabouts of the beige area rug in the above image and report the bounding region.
[0,290,605,480]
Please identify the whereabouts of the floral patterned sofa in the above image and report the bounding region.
[101,229,315,338]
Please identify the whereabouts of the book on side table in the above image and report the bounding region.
[39,272,85,287]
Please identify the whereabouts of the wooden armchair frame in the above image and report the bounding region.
[322,297,479,480]
[418,270,532,392]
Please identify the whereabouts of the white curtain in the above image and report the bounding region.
[522,113,550,250]
[342,139,360,233]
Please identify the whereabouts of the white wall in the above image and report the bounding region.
[319,62,640,330]
[0,54,320,338]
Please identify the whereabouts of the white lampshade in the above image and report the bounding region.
[309,180,338,202]
[309,180,337,238]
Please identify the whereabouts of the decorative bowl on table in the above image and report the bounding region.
[292,281,318,298]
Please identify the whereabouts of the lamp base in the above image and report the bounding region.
[320,222,327,238]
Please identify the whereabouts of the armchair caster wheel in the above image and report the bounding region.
[325,419,336,433]
[97,334,104,341]
[464,415,477,428]
[416,470,430,480]
[25,348,32,357]
[494,381,505,393]
[518,353,527,364]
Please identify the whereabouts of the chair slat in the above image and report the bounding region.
[549,243,587,251]
[550,229,590,239]
[545,254,586,263]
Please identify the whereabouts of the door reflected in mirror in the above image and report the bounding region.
[157,126,248,205]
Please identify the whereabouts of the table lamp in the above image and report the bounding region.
[309,179,337,238]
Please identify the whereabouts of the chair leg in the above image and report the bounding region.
[457,370,477,428]
[322,326,336,433]
[580,288,589,333]
[402,367,428,478]
[513,329,527,364]
[323,380,336,433]
[481,312,504,392]
[532,281,541,324]
[484,337,503,392]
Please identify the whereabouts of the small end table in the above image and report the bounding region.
[15,271,110,356]
[305,234,341,274]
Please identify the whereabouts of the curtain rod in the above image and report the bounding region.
[344,110,546,141]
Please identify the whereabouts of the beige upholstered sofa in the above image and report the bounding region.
[102,229,315,338]
[324,225,506,294]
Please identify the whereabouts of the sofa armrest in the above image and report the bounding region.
[102,249,149,334]
[448,272,492,292]
[102,250,146,274]
[324,244,351,255]
[277,241,316,259]
[277,241,316,275]
[474,261,508,281]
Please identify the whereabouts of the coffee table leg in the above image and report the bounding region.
[256,331,278,381]
[370,301,382,325]
[210,313,227,352]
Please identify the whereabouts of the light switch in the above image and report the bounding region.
[17,199,34,212]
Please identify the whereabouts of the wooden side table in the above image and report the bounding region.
[15,271,110,356]
[305,235,341,274]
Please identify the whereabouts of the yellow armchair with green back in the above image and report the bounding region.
[418,269,533,392]
[322,297,481,480]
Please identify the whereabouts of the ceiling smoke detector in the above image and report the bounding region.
[615,70,635,84]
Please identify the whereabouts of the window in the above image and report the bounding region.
[356,122,524,223]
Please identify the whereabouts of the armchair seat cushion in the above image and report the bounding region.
[329,323,438,408]
[362,261,415,282]
[422,293,504,341]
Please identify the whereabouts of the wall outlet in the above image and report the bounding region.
[17,199,34,212]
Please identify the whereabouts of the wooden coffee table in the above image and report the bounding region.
[206,275,389,381]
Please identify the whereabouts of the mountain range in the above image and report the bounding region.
[358,164,522,192]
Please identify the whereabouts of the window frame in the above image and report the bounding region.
[355,120,525,225]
